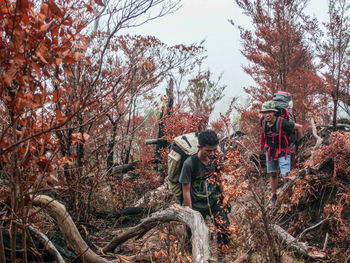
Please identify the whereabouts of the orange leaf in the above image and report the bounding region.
[33,94,42,108]
[40,3,49,17]
[52,91,60,102]
[35,51,48,64]
[56,110,67,124]
[40,21,52,32]
[186,256,193,262]
[74,52,84,61]
[95,0,105,7]
[72,133,83,140]
[18,0,30,11]
[63,65,73,76]
[84,4,93,12]
[31,62,41,78]
[4,65,17,86]
[0,139,10,148]
[21,13,29,24]
[51,25,59,37]
[14,54,26,65]
[23,93,33,100]
[55,58,63,66]
[56,110,63,119]
[63,56,76,64]
[83,133,90,141]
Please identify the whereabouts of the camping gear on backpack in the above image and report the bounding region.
[167,133,199,201]
[272,91,296,123]
[260,92,297,167]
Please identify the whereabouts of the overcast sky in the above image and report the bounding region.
[122,0,329,120]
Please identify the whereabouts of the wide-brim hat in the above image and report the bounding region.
[260,101,278,113]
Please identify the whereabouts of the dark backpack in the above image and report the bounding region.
[261,91,297,166]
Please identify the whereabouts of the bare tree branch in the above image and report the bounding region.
[28,226,66,263]
[311,118,323,151]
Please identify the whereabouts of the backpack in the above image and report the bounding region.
[167,132,199,201]
[272,91,296,123]
[261,91,297,166]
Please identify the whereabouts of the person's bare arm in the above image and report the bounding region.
[182,183,192,208]
[294,123,303,142]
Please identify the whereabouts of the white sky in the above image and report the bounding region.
[122,0,329,120]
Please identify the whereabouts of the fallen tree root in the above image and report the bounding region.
[272,224,326,260]
[32,195,118,263]
[102,204,211,263]
[32,195,211,263]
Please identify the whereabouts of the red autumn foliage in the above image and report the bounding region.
[235,0,327,128]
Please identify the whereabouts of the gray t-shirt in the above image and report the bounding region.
[179,155,220,209]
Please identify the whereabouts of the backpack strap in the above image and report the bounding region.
[285,108,290,120]
[275,116,283,159]
[263,116,295,168]
[262,117,274,162]
[261,117,266,151]
[190,154,200,183]
[276,117,296,168]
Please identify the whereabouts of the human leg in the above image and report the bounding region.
[278,155,293,202]
[270,172,279,199]
[210,202,230,262]
[278,154,291,179]
[211,201,230,246]
[266,152,279,205]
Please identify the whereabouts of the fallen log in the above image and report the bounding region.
[134,181,169,208]
[32,195,211,263]
[102,204,212,263]
[272,224,326,260]
[31,195,118,263]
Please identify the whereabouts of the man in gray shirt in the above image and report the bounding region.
[179,130,230,261]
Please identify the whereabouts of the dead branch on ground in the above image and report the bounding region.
[32,195,211,263]
[272,224,326,260]
[102,204,211,263]
[32,195,117,263]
